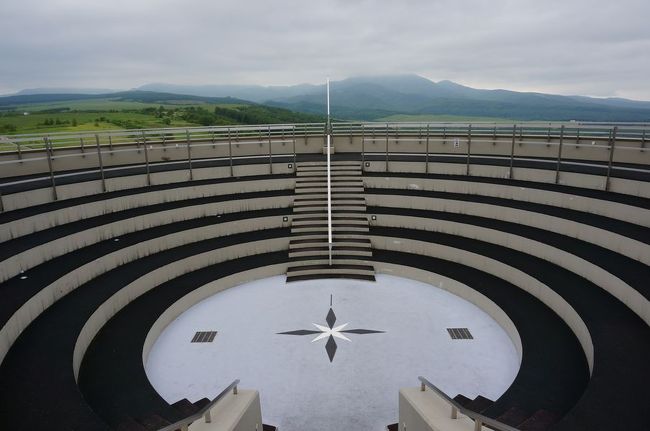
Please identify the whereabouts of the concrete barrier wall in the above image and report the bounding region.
[370,235,594,373]
[363,175,650,227]
[73,242,287,378]
[188,389,264,431]
[371,214,649,328]
[0,216,288,367]
[1,177,293,242]
[362,160,650,198]
[142,265,286,365]
[399,387,482,431]
[365,193,650,265]
[1,196,292,282]
[372,263,522,362]
[1,160,295,212]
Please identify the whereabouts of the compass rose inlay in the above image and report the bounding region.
[277,297,385,362]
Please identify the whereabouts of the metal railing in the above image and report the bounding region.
[418,376,519,431]
[0,121,648,213]
[157,379,240,431]
[0,121,647,154]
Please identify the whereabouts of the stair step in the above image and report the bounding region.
[290,231,372,239]
[464,395,494,414]
[287,273,376,283]
[497,407,531,427]
[289,249,372,258]
[291,225,369,233]
[115,417,148,431]
[518,410,561,431]
[171,398,198,416]
[291,209,368,216]
[296,177,363,183]
[288,256,374,266]
[193,397,210,410]
[294,196,365,202]
[291,216,368,223]
[452,394,473,407]
[288,263,374,272]
[290,237,371,245]
[136,413,171,430]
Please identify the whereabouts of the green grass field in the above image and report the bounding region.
[0,111,197,135]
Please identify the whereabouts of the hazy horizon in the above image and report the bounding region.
[2,0,649,99]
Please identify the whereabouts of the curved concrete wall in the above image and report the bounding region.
[370,214,649,328]
[0,216,288,367]
[370,235,594,373]
[73,245,288,379]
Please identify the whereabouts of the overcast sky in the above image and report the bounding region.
[1,0,649,99]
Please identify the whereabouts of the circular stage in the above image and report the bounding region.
[145,274,520,431]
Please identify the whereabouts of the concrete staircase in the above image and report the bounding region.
[286,161,376,282]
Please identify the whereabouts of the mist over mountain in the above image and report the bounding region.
[5,75,650,122]
[138,75,650,122]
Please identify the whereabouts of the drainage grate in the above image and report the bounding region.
[447,328,473,340]
[191,331,217,343]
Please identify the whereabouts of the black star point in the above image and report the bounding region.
[277,299,385,363]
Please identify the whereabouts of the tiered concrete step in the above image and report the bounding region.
[287,161,375,282]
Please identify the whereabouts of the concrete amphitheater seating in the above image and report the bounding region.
[0,123,648,431]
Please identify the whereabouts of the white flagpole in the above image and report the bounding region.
[326,78,332,266]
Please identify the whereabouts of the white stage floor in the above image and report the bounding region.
[145,274,520,431]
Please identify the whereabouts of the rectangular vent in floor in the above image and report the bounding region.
[191,331,217,343]
[447,328,473,340]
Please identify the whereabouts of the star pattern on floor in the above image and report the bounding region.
[277,303,385,362]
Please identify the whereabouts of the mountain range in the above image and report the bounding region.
[4,75,650,122]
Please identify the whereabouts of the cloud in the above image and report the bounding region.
[1,0,649,99]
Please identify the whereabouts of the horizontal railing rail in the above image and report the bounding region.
[0,121,648,214]
[418,376,519,431]
[157,379,240,431]
[0,121,648,153]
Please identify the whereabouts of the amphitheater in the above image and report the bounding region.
[0,122,648,431]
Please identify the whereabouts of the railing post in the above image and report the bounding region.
[95,134,106,192]
[642,128,646,151]
[451,406,458,420]
[233,384,238,395]
[555,125,564,184]
[186,129,193,181]
[108,135,113,153]
[575,127,581,148]
[45,136,58,201]
[509,124,516,179]
[268,125,273,174]
[204,409,212,423]
[17,140,22,160]
[361,124,365,171]
[425,123,430,174]
[442,126,447,145]
[466,124,472,175]
[605,126,618,191]
[80,136,86,156]
[493,124,497,145]
[228,128,233,177]
[385,123,389,172]
[474,419,482,431]
[420,381,425,391]
[142,131,151,186]
[292,125,297,169]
